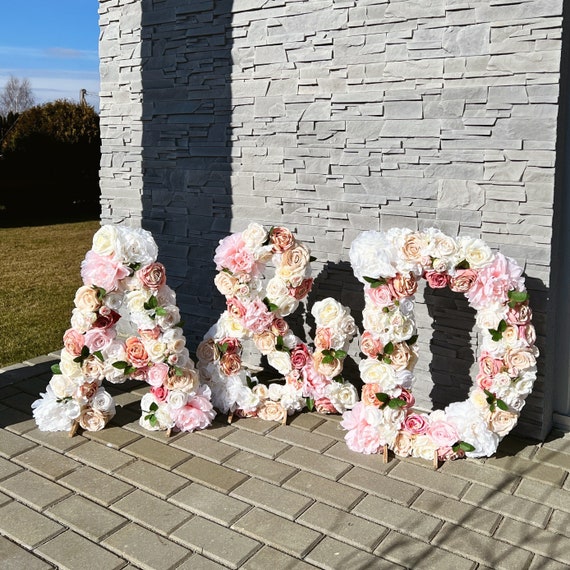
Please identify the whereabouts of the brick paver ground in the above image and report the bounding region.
[1,354,569,569]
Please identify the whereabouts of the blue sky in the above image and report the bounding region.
[0,0,100,110]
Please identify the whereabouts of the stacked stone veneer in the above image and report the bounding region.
[98,0,565,439]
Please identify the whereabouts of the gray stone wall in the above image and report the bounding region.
[98,0,565,439]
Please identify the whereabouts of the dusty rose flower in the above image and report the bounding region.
[399,388,415,408]
[390,342,415,371]
[403,412,429,435]
[78,408,110,431]
[164,369,199,393]
[125,337,150,367]
[271,318,289,337]
[138,262,167,290]
[478,352,503,377]
[518,324,536,346]
[92,307,121,329]
[438,446,465,461]
[227,297,247,319]
[82,355,106,381]
[366,285,393,307]
[220,353,242,376]
[360,331,383,359]
[450,269,478,293]
[290,343,311,369]
[270,227,295,252]
[315,397,337,414]
[258,400,287,422]
[84,327,115,353]
[506,303,532,325]
[63,328,85,357]
[425,270,449,289]
[476,373,493,390]
[74,285,102,312]
[75,381,99,402]
[219,337,241,355]
[314,327,333,351]
[388,273,418,299]
[393,431,414,457]
[254,331,277,355]
[278,245,310,284]
[289,278,313,300]
[138,326,161,341]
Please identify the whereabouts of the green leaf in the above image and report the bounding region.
[174,366,184,376]
[321,354,334,365]
[95,286,107,300]
[149,415,158,427]
[363,276,386,289]
[51,363,62,375]
[455,260,470,270]
[508,290,528,304]
[112,361,130,370]
[333,375,344,383]
[388,397,406,409]
[93,350,104,362]
[384,342,394,355]
[218,342,228,354]
[334,350,347,360]
[375,392,390,404]
[263,297,280,312]
[154,307,167,317]
[305,397,314,411]
[149,402,159,412]
[144,296,158,310]
[489,328,503,342]
[498,319,507,333]
[383,356,392,364]
[453,440,476,452]
[407,334,419,346]
[497,399,509,411]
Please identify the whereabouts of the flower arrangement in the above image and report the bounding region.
[32,225,215,434]
[342,228,538,461]
[197,223,359,422]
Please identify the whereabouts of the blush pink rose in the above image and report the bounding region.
[214,233,258,276]
[302,364,328,400]
[427,420,459,448]
[465,253,525,310]
[242,299,274,334]
[147,362,170,387]
[424,270,449,289]
[137,262,167,290]
[150,385,169,403]
[227,297,247,319]
[341,402,384,454]
[81,250,130,291]
[63,328,85,357]
[171,394,215,432]
[315,397,337,414]
[314,327,332,351]
[83,327,116,353]
[403,412,429,435]
[290,343,311,370]
[450,269,478,293]
[366,285,393,307]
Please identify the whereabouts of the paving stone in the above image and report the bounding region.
[324,440,394,474]
[58,465,134,506]
[287,412,327,432]
[542,430,570,454]
[194,419,237,442]
[388,460,468,499]
[283,470,364,510]
[22,427,86,454]
[175,553,227,569]
[2,412,37,435]
[173,431,239,463]
[0,470,72,510]
[242,545,317,570]
[169,482,251,526]
[83,425,142,449]
[0,429,36,458]
[0,490,11,507]
[35,529,125,570]
[114,459,188,499]
[432,522,533,569]
[221,428,290,459]
[441,456,521,492]
[0,456,23,481]
[339,465,420,506]
[0,501,63,548]
[66,440,135,473]
[278,446,352,481]
[462,483,552,528]
[376,530,477,570]
[103,522,190,570]
[12,446,81,480]
[495,518,570,565]
[352,494,442,541]
[299,502,388,552]
[533,447,570,471]
[111,488,191,534]
[230,416,280,435]
[46,495,127,541]
[174,456,248,493]
[0,534,53,570]
[231,477,313,520]
[172,515,261,569]
[546,508,570,538]
[268,425,336,453]
[312,417,349,442]
[232,507,322,558]
[412,490,500,535]
[528,555,570,570]
[223,450,298,485]
[122,437,190,469]
[306,535,397,570]
[483,455,567,486]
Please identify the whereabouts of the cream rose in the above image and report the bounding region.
[257,400,287,422]
[74,285,102,313]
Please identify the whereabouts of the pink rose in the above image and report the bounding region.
[139,326,161,341]
[150,385,169,403]
[125,337,150,368]
[315,397,337,414]
[476,373,493,390]
[242,298,274,334]
[403,412,429,435]
[424,270,449,289]
[214,233,258,276]
[289,278,313,300]
[341,402,384,454]
[427,420,459,448]
[290,343,311,370]
[227,297,247,319]
[399,388,415,408]
[450,269,478,293]
[137,262,167,290]
[83,327,116,353]
[271,318,289,337]
[366,285,393,307]
[147,362,170,387]
[63,328,85,357]
[301,364,328,400]
[465,253,525,310]
[506,303,532,325]
[270,227,296,252]
[172,393,215,432]
[81,250,130,291]
[314,327,332,351]
[388,273,418,298]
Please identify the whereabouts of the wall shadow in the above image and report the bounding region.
[140,0,234,352]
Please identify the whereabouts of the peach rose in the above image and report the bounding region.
[314,327,332,351]
[75,381,99,402]
[254,331,277,355]
[450,269,478,293]
[506,303,532,325]
[220,352,242,376]
[164,369,199,393]
[78,408,110,431]
[63,328,85,357]
[504,348,536,373]
[360,331,383,359]
[257,400,287,422]
[81,355,106,381]
[125,337,150,368]
[278,245,310,285]
[74,285,102,313]
[361,383,383,408]
[366,285,393,308]
[390,342,415,371]
[196,338,218,363]
[401,234,426,262]
[392,431,414,457]
[214,271,238,297]
[227,297,247,319]
[388,273,418,298]
[270,227,295,252]
[489,409,519,437]
[313,351,343,379]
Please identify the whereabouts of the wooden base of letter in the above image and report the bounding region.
[166,428,172,438]
[433,450,439,470]
[227,412,234,424]
[68,420,79,438]
[382,444,388,464]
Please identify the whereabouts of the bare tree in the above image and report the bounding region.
[0,76,35,115]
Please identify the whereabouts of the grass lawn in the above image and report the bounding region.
[0,220,100,367]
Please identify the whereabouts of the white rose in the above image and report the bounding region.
[155,304,181,330]
[267,350,293,375]
[117,226,158,266]
[476,302,508,330]
[70,308,97,333]
[91,224,121,257]
[50,374,76,399]
[125,289,152,315]
[279,384,305,412]
[311,297,345,328]
[359,359,398,390]
[91,388,116,414]
[167,390,189,410]
[235,385,261,412]
[59,349,83,380]
[326,382,358,413]
[459,237,493,269]
[349,231,398,284]
[267,382,285,401]
[412,434,439,461]
[144,339,168,363]
[216,312,247,340]
[242,223,269,252]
